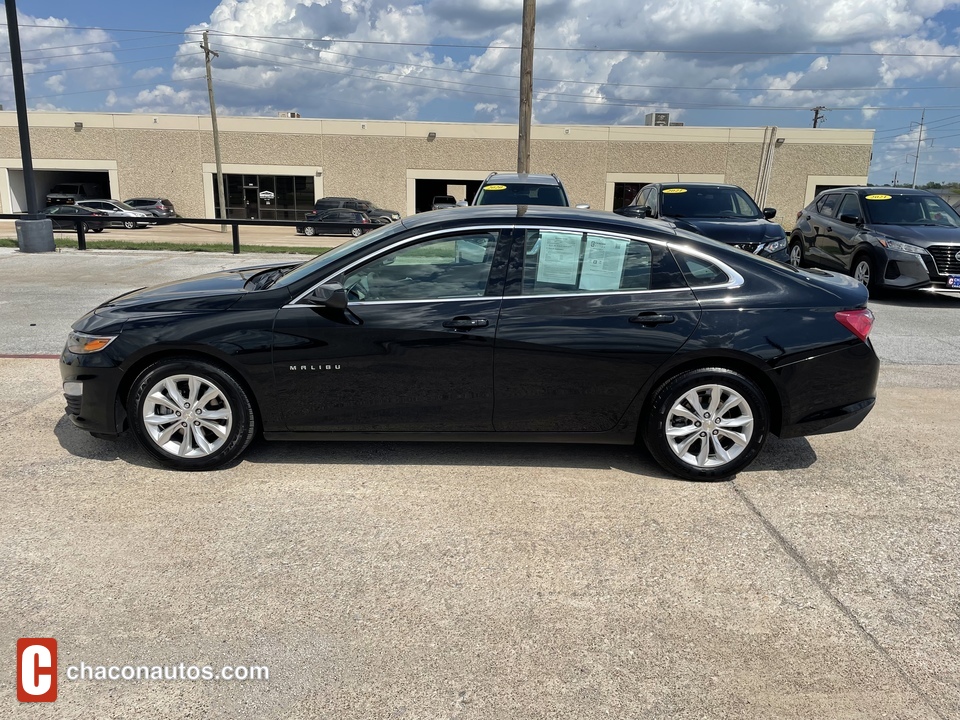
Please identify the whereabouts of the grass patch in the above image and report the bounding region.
[0,237,328,255]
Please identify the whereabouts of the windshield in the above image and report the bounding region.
[863,194,960,227]
[272,221,403,288]
[660,187,762,219]
[474,183,567,206]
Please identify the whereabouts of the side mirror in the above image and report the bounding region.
[839,213,862,226]
[304,283,347,310]
[455,200,469,207]
[574,203,591,209]
[620,205,651,218]
[763,207,777,220]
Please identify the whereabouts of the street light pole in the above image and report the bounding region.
[4,0,54,251]
[517,0,536,174]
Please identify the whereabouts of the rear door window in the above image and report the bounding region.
[817,194,841,217]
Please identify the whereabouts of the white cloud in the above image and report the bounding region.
[133,67,166,81]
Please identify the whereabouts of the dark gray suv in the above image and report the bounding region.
[790,186,960,291]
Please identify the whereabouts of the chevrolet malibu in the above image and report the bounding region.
[60,206,879,481]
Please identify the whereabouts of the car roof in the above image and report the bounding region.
[484,172,561,185]
[398,204,680,239]
[819,186,933,196]
[657,182,742,189]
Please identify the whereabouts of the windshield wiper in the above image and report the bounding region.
[251,267,292,290]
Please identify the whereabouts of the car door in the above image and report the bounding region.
[492,227,702,433]
[272,229,508,431]
[804,193,842,268]
[823,193,864,271]
[45,205,68,229]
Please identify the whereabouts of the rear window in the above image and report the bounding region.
[475,183,567,206]
[673,251,730,287]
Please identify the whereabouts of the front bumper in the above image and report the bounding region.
[59,350,126,436]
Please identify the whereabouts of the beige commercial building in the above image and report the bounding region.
[0,111,873,227]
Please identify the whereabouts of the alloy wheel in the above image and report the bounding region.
[141,374,233,458]
[789,242,802,267]
[664,383,755,469]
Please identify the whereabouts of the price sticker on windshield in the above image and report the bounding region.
[865,194,892,200]
[484,184,507,191]
[663,188,687,194]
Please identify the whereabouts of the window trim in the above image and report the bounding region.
[285,224,515,307]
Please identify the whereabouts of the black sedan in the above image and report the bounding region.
[790,186,960,291]
[42,204,107,232]
[60,206,879,481]
[295,209,375,237]
[616,183,788,261]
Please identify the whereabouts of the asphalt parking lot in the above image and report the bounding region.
[1,248,958,718]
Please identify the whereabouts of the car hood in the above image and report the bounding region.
[670,217,784,244]
[93,263,291,313]
[867,224,960,247]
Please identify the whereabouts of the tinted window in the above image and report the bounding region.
[343,232,499,302]
[475,183,566,206]
[674,252,730,287]
[659,187,762,219]
[818,194,842,218]
[837,194,861,221]
[520,230,684,295]
[863,193,960,227]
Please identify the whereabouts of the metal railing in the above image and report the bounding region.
[0,215,321,253]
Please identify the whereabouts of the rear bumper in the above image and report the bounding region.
[774,340,880,439]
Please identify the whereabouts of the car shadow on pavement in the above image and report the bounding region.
[54,415,818,481]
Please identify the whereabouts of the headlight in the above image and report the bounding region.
[391,213,400,220]
[877,237,929,255]
[66,331,117,354]
[763,238,787,254]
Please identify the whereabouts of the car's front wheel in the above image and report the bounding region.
[851,253,874,289]
[127,358,256,470]
[643,367,769,481]
[123,220,136,229]
[788,237,804,267]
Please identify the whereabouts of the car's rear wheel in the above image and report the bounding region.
[127,358,256,470]
[123,220,136,229]
[79,221,89,233]
[643,367,769,481]
[852,253,874,289]
[351,227,363,237]
[92,227,104,233]
[303,225,317,236]
[788,237,804,267]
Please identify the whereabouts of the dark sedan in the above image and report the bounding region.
[616,183,788,261]
[60,206,878,481]
[42,204,107,232]
[790,186,960,291]
[296,209,374,237]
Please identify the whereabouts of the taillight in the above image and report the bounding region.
[835,308,874,342]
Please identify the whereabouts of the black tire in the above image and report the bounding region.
[79,222,89,233]
[851,252,875,290]
[123,220,136,229]
[127,358,256,470]
[788,236,804,267]
[350,227,363,237]
[92,227,104,233]
[304,225,317,237]
[643,367,769,481]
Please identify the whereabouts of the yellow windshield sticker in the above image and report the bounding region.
[484,184,507,191]
[663,188,687,194]
[865,194,892,200]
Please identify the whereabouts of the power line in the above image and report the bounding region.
[19,52,203,78]
[3,23,960,58]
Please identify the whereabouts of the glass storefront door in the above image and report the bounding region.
[214,173,315,220]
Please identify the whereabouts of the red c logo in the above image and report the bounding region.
[16,638,57,702]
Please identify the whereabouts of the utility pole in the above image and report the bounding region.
[4,0,54,251]
[811,106,827,128]
[911,108,925,189]
[517,0,536,174]
[202,31,228,231]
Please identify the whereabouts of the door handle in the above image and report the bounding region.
[442,317,489,329]
[826,226,833,233]
[629,312,676,326]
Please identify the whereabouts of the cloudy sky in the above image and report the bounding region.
[3,0,960,184]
